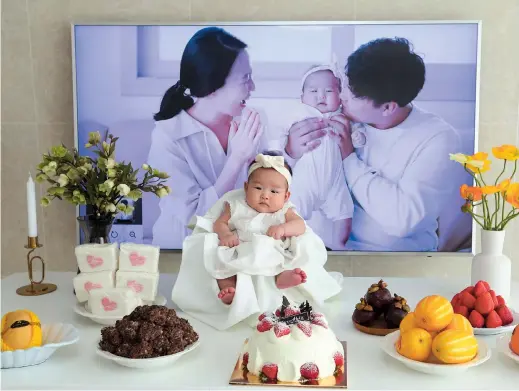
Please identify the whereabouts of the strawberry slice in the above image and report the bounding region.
[260,363,278,381]
[297,321,312,337]
[333,351,344,367]
[274,322,290,337]
[300,362,319,380]
[257,317,275,332]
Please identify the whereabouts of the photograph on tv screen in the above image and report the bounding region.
[73,22,478,252]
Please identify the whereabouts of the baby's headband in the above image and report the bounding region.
[300,53,344,90]
[248,154,292,187]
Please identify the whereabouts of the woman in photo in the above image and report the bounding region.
[147,27,263,249]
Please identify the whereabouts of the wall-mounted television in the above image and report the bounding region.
[72,21,480,254]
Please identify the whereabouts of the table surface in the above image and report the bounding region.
[1,272,518,390]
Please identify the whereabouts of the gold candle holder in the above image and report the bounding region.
[16,236,57,296]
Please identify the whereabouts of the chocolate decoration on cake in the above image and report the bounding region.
[278,297,312,325]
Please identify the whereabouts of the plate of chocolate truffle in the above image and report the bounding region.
[96,305,200,369]
[352,280,411,336]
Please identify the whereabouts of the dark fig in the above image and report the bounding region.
[365,279,393,311]
[385,294,411,328]
[352,298,377,325]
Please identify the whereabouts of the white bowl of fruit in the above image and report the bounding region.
[451,280,518,335]
[382,295,491,375]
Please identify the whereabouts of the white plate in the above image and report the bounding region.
[473,309,519,335]
[74,295,167,325]
[96,338,201,369]
[496,333,519,365]
[381,331,491,375]
[1,323,79,369]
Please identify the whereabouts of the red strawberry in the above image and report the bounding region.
[497,295,506,307]
[300,362,319,380]
[488,290,499,307]
[335,368,345,384]
[451,293,460,307]
[333,351,344,367]
[257,317,275,332]
[460,291,476,309]
[258,312,270,321]
[496,305,514,326]
[474,281,488,297]
[485,310,503,328]
[297,321,312,337]
[453,304,469,318]
[274,322,290,338]
[475,292,494,315]
[261,363,278,381]
[462,286,475,295]
[311,316,328,329]
[477,280,491,291]
[468,310,485,328]
[284,306,300,316]
[275,308,281,317]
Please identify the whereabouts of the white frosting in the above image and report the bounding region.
[73,271,115,303]
[115,271,159,301]
[88,287,142,317]
[244,313,344,382]
[75,243,118,273]
[118,243,160,273]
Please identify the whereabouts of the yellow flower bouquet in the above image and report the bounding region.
[449,145,519,231]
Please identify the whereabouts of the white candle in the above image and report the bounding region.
[27,172,38,237]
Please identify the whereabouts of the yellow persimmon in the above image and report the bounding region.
[492,145,519,161]
[460,184,483,201]
[505,183,519,209]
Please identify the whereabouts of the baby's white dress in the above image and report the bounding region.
[171,189,343,331]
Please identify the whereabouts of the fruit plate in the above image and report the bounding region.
[96,338,200,369]
[73,295,167,325]
[352,316,398,336]
[381,331,491,375]
[472,309,519,335]
[496,333,519,365]
[1,323,79,369]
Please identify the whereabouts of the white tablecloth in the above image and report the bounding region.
[1,272,518,390]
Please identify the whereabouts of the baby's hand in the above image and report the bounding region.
[219,233,239,248]
[267,224,286,240]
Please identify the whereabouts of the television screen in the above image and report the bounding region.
[72,21,479,253]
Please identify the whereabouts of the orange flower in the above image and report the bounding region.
[465,152,491,173]
[505,183,519,209]
[492,145,519,161]
[481,185,499,195]
[460,184,483,201]
[498,179,511,192]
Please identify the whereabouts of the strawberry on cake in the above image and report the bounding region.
[241,297,344,384]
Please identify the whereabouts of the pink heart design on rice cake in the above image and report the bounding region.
[127,280,143,293]
[129,251,146,266]
[101,297,117,311]
[84,281,102,292]
[87,255,104,268]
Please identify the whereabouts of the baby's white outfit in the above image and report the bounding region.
[171,189,343,331]
[204,195,324,279]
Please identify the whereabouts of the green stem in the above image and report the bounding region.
[495,160,507,185]
[511,160,518,181]
[466,210,485,229]
[498,208,516,230]
[500,211,519,229]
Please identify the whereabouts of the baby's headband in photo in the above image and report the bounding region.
[300,53,344,90]
[248,154,292,186]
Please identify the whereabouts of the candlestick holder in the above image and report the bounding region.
[16,236,57,296]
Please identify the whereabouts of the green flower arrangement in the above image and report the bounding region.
[35,131,170,220]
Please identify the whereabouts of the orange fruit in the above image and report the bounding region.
[444,313,474,334]
[414,295,454,332]
[396,328,432,362]
[428,330,439,340]
[510,325,519,356]
[399,312,416,334]
[432,330,478,364]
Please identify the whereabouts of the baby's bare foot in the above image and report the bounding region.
[276,268,307,289]
[218,287,236,305]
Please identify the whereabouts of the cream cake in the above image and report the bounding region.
[75,243,118,273]
[118,243,160,273]
[242,297,344,384]
[88,287,142,317]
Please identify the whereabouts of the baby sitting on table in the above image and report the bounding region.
[171,152,342,331]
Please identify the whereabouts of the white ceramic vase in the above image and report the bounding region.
[470,230,511,303]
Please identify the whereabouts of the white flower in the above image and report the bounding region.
[104,179,115,190]
[142,163,150,170]
[57,174,69,187]
[48,161,57,169]
[106,158,116,169]
[117,184,131,196]
[82,162,92,171]
[107,168,117,177]
[449,153,469,164]
[156,187,168,197]
[105,203,116,213]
